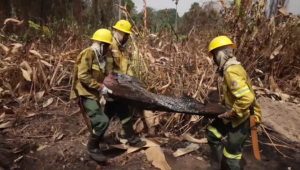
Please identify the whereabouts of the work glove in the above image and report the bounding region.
[218,110,238,120]
[98,84,114,101]
[98,84,113,95]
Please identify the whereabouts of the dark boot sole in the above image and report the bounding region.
[87,151,107,162]
[129,141,147,148]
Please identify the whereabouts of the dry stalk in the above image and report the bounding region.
[142,0,147,31]
[116,4,140,37]
[50,56,62,87]
[262,125,293,159]
[37,60,50,91]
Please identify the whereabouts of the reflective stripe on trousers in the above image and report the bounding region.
[207,125,222,139]
[223,147,242,159]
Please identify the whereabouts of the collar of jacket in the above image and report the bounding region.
[223,57,241,71]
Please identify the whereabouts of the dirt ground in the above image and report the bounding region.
[1,97,300,170]
[258,97,300,143]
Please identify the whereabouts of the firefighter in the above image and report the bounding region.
[205,36,261,170]
[70,29,114,162]
[104,20,146,147]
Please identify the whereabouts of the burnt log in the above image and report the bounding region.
[103,72,228,118]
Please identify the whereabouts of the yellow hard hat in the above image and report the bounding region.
[207,36,236,56]
[91,29,112,44]
[113,20,132,34]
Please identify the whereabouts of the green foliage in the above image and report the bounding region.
[23,21,52,41]
[190,2,200,10]
[28,21,40,30]
[42,26,52,39]
[122,0,135,14]
[131,7,180,33]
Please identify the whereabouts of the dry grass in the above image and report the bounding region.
[0,0,299,156]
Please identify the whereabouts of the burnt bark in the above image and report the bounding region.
[104,73,227,117]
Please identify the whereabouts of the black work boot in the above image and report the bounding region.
[87,134,107,162]
[122,122,146,147]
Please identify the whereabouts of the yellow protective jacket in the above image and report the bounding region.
[107,39,133,76]
[70,47,113,100]
[221,64,261,128]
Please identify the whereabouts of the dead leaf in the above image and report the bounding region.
[0,119,16,129]
[257,78,264,87]
[20,60,33,75]
[53,132,64,141]
[111,144,129,150]
[182,133,208,144]
[25,112,36,118]
[164,132,171,138]
[255,69,263,74]
[205,56,213,65]
[133,118,144,133]
[190,115,199,122]
[173,143,200,157]
[144,110,159,128]
[21,68,32,81]
[127,138,159,153]
[151,137,169,145]
[37,145,48,151]
[0,113,5,120]
[140,138,160,147]
[60,49,80,57]
[270,45,283,60]
[43,54,55,60]
[29,50,43,59]
[146,52,155,63]
[0,43,9,53]
[120,139,128,144]
[43,98,54,108]
[195,156,204,161]
[144,110,159,135]
[269,76,280,92]
[280,93,290,102]
[9,43,23,54]
[4,18,24,25]
[110,138,160,153]
[35,91,45,101]
[145,146,171,170]
[40,60,53,67]
[3,57,12,61]
[278,7,289,16]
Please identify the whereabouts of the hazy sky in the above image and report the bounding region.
[132,0,300,16]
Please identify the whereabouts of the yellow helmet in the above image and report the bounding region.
[113,20,132,34]
[91,29,112,44]
[207,36,236,56]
